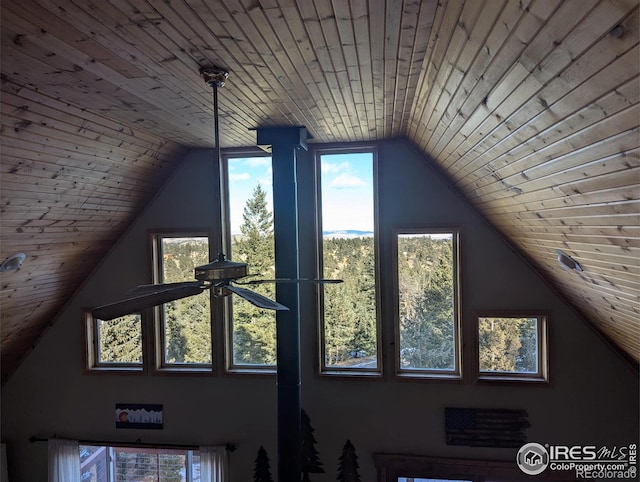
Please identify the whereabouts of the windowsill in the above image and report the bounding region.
[476,374,549,384]
[86,365,145,374]
[395,370,462,382]
[319,369,383,378]
[153,365,214,375]
[225,366,276,376]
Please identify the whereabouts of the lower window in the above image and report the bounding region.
[474,311,549,383]
[80,445,201,481]
[84,312,144,372]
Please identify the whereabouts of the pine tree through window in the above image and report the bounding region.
[474,312,548,382]
[224,155,277,371]
[84,311,144,372]
[152,234,213,370]
[394,229,461,378]
[317,150,380,374]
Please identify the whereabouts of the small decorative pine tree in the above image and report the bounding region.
[337,439,361,482]
[300,409,324,481]
[253,446,274,482]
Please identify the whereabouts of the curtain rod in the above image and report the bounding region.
[29,436,236,452]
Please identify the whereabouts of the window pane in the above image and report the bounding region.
[115,450,187,481]
[97,314,143,364]
[397,232,457,372]
[226,156,276,367]
[478,317,539,373]
[320,152,378,370]
[80,446,109,481]
[159,236,212,365]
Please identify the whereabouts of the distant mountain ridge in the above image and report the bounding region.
[323,229,374,238]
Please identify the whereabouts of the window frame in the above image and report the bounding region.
[150,230,215,374]
[83,310,147,373]
[221,150,278,375]
[472,310,549,384]
[315,146,382,377]
[392,227,462,380]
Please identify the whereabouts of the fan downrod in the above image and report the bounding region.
[200,67,229,87]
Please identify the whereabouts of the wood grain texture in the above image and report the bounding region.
[1,0,638,379]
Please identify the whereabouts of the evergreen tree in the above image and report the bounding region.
[397,235,455,369]
[478,317,539,372]
[478,317,521,371]
[322,236,377,366]
[161,238,212,364]
[98,314,142,363]
[517,318,538,372]
[231,184,277,365]
[300,409,324,480]
[253,446,274,482]
[337,440,361,482]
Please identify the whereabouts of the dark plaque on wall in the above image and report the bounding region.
[445,407,529,448]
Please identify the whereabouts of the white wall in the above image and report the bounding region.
[2,140,637,481]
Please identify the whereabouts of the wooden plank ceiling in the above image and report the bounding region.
[1,0,638,380]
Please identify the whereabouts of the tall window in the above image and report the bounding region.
[394,229,461,378]
[224,154,277,370]
[152,233,212,370]
[317,150,380,374]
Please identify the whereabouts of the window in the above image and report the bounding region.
[474,311,548,383]
[317,150,380,374]
[223,154,277,371]
[394,229,461,379]
[84,311,144,372]
[152,233,213,371]
[80,445,201,481]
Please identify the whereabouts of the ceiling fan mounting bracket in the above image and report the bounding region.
[200,67,229,88]
[212,285,231,298]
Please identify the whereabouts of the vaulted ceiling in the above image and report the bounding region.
[1,0,638,381]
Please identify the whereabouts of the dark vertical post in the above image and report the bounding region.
[255,127,308,482]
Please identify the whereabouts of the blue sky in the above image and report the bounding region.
[226,152,374,234]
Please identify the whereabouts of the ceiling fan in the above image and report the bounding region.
[91,253,340,320]
[92,68,339,321]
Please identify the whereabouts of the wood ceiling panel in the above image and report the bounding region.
[1,0,638,380]
[0,78,187,379]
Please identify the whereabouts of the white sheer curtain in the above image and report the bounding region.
[48,439,80,482]
[199,446,228,482]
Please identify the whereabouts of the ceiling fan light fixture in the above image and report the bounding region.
[0,253,26,273]
[555,249,583,272]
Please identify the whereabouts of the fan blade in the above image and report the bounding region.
[226,285,289,311]
[237,278,343,285]
[127,281,204,296]
[92,284,205,320]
